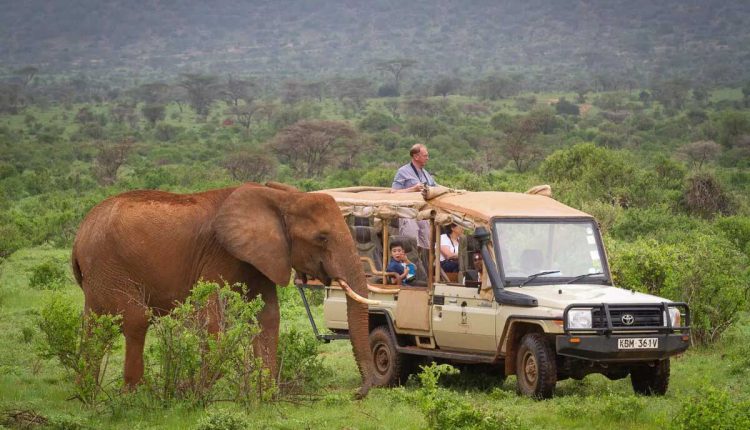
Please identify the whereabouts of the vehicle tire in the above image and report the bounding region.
[630,359,670,395]
[369,326,409,387]
[515,333,557,399]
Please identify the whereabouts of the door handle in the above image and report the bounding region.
[447,299,458,304]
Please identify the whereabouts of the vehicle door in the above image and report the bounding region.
[431,282,497,353]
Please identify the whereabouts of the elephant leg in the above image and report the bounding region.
[248,281,280,378]
[122,307,149,389]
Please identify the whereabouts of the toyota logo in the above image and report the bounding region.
[621,314,635,325]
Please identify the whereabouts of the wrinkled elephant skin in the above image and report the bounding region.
[72,183,374,397]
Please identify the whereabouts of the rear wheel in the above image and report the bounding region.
[631,359,670,395]
[515,333,557,399]
[369,326,410,386]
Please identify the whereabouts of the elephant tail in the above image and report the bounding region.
[71,250,83,286]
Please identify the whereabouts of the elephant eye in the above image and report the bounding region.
[316,233,329,244]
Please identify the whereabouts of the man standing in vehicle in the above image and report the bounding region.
[391,143,437,250]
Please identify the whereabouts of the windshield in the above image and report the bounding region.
[493,219,609,285]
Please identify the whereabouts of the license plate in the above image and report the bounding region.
[618,338,658,349]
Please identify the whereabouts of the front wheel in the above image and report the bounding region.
[631,359,670,395]
[369,326,410,387]
[515,333,557,399]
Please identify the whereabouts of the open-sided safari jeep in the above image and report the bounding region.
[297,186,691,398]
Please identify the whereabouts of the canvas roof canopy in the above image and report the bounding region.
[316,186,592,228]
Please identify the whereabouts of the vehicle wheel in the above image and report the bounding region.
[369,326,409,387]
[631,359,670,395]
[515,333,557,399]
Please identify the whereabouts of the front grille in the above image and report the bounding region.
[592,307,663,328]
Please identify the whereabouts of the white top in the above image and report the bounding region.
[440,233,459,262]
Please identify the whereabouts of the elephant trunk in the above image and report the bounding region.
[339,256,375,399]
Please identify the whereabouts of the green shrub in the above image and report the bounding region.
[277,327,331,394]
[715,216,750,256]
[414,363,522,430]
[144,281,268,407]
[609,233,749,344]
[28,260,69,290]
[37,295,122,405]
[195,410,248,430]
[672,386,750,430]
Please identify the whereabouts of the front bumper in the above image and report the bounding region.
[556,333,690,362]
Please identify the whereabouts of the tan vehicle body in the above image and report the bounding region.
[314,186,690,398]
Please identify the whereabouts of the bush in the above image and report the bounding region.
[143,281,268,407]
[714,216,750,256]
[609,233,749,344]
[195,410,248,430]
[414,363,522,430]
[37,295,122,405]
[672,386,750,429]
[681,172,734,218]
[277,328,331,394]
[28,260,69,290]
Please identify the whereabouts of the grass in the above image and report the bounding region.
[1,247,748,429]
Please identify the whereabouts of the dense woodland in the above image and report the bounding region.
[1,1,750,429]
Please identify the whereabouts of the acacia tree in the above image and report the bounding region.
[222,148,277,182]
[680,140,721,169]
[374,58,417,93]
[179,74,219,118]
[92,137,135,185]
[271,120,357,177]
[502,116,544,172]
[221,76,256,107]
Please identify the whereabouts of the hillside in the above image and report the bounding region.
[2,0,750,87]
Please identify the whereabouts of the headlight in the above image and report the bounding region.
[568,309,592,329]
[664,307,681,327]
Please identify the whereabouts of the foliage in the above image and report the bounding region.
[681,172,735,219]
[277,327,331,394]
[413,363,522,430]
[37,294,122,405]
[195,410,248,430]
[28,259,69,290]
[222,149,278,183]
[609,233,749,344]
[143,281,269,407]
[672,386,750,430]
[271,120,357,177]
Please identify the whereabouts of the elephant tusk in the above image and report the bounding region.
[337,279,381,305]
[367,284,399,294]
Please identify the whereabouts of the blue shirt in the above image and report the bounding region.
[392,162,437,190]
[386,258,415,285]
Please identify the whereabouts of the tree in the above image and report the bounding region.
[432,76,461,98]
[227,102,260,130]
[132,82,170,104]
[92,138,135,185]
[406,116,445,141]
[222,148,278,182]
[374,58,417,93]
[271,120,358,177]
[651,78,690,110]
[502,115,545,172]
[179,74,219,118]
[14,66,38,87]
[680,140,721,169]
[555,97,580,116]
[476,74,521,100]
[141,104,166,126]
[329,77,373,113]
[221,76,256,107]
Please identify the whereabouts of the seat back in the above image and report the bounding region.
[350,225,383,272]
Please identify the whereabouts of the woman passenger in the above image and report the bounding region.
[440,223,462,273]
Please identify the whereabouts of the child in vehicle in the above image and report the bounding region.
[386,242,416,286]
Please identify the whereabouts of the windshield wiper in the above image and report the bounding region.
[566,272,605,284]
[520,270,560,287]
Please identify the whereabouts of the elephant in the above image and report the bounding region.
[71,182,376,397]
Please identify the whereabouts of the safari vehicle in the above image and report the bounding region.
[298,186,691,398]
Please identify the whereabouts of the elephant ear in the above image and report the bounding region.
[214,184,292,286]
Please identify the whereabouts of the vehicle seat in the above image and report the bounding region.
[350,225,384,275]
[520,249,544,274]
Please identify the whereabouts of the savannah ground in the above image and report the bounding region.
[1,247,748,429]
